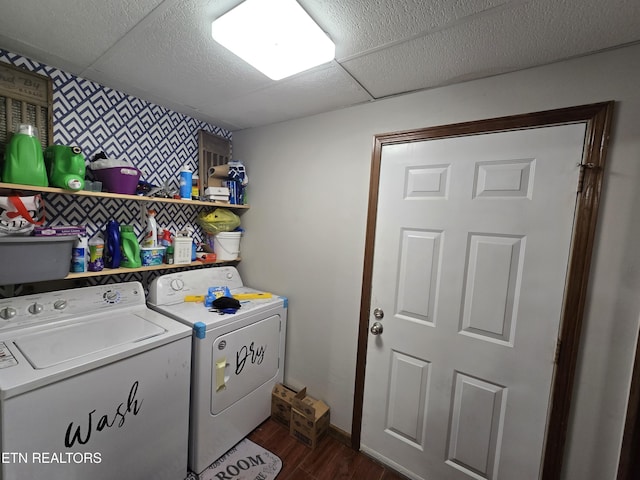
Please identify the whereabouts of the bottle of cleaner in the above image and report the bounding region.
[179,164,192,200]
[160,228,172,247]
[88,234,105,272]
[191,172,200,199]
[70,236,88,273]
[165,245,174,264]
[104,220,122,269]
[142,209,158,247]
[120,225,142,268]
[43,145,86,190]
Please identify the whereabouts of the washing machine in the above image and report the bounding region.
[147,267,287,475]
[0,282,191,480]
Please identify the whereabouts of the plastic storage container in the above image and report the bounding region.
[173,236,193,264]
[92,166,141,194]
[0,236,75,285]
[141,246,165,266]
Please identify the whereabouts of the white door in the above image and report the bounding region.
[360,124,587,480]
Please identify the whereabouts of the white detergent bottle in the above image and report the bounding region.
[142,209,158,247]
[70,236,88,273]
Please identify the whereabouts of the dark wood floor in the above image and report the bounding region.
[248,419,407,480]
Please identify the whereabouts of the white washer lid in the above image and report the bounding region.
[14,314,166,369]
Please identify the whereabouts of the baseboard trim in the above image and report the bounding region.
[328,424,352,448]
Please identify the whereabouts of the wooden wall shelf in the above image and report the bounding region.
[65,258,240,279]
[0,182,249,209]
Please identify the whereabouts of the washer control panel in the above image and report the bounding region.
[0,282,145,332]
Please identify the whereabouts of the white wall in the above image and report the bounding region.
[233,44,640,479]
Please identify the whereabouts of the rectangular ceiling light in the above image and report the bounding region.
[211,0,335,81]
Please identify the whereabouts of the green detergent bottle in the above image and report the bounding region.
[120,225,142,268]
[2,124,48,186]
[44,145,86,191]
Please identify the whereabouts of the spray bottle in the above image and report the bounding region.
[159,228,172,247]
[70,235,88,273]
[142,209,158,247]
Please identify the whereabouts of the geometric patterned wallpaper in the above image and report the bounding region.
[0,49,233,295]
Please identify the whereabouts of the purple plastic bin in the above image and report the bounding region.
[93,166,141,194]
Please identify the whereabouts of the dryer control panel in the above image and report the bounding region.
[148,266,243,306]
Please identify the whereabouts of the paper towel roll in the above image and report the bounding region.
[207,164,230,187]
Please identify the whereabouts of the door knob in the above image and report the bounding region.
[370,322,383,335]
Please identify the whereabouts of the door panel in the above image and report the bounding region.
[361,124,587,480]
[397,229,441,324]
[447,372,506,479]
[461,233,524,345]
[210,314,281,414]
[386,350,430,446]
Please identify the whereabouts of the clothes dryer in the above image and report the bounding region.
[0,282,191,480]
[148,267,287,475]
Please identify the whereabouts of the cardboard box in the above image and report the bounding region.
[290,394,330,449]
[271,383,306,428]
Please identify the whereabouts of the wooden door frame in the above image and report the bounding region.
[617,327,640,479]
[351,102,614,480]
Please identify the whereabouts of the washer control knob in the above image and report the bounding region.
[0,307,17,320]
[53,300,68,310]
[28,303,44,315]
[104,290,120,303]
[170,279,184,291]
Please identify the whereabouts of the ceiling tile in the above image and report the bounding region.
[84,0,273,109]
[341,0,640,98]
[304,0,511,59]
[204,62,372,129]
[0,0,164,71]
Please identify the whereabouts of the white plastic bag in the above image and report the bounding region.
[0,194,45,236]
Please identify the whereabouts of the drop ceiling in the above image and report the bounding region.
[0,0,638,131]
